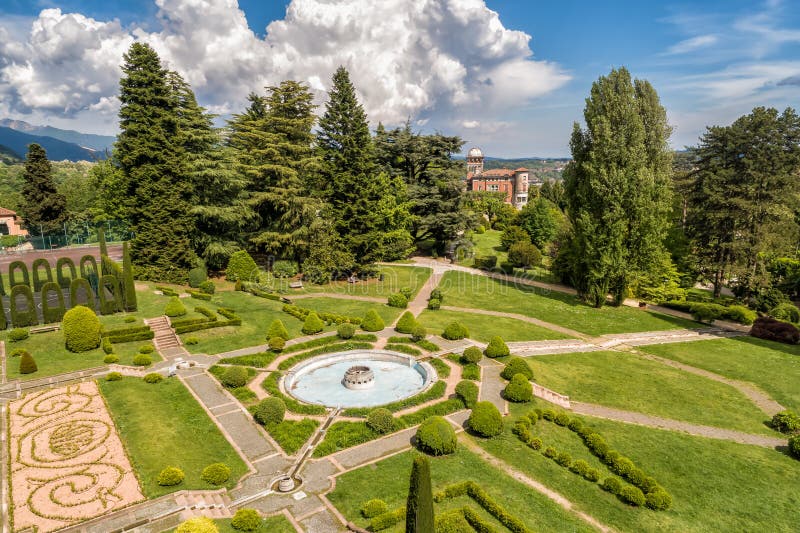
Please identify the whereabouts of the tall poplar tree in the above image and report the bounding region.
[561,67,673,306]
[317,67,412,264]
[115,43,196,282]
[405,455,434,533]
[20,144,67,234]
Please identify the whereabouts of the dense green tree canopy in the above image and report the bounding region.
[20,143,67,234]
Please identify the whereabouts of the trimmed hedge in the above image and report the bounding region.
[221,366,249,388]
[395,311,418,334]
[99,274,123,315]
[366,408,395,434]
[361,310,385,332]
[416,416,457,455]
[501,357,533,380]
[19,351,37,374]
[200,463,231,486]
[468,401,503,437]
[143,373,163,384]
[433,481,532,533]
[102,324,154,344]
[337,322,356,339]
[442,321,469,340]
[504,374,533,402]
[9,261,29,288]
[262,372,326,415]
[361,499,389,518]
[462,346,482,364]
[369,507,406,531]
[56,257,77,289]
[455,380,479,408]
[41,282,66,323]
[32,258,53,292]
[133,353,152,366]
[69,277,96,310]
[8,327,29,342]
[226,250,259,282]
[342,381,447,417]
[254,397,286,425]
[157,466,185,486]
[484,336,510,358]
[384,343,422,356]
[79,255,99,280]
[10,284,38,327]
[301,312,324,335]
[387,293,408,308]
[751,316,800,344]
[165,296,187,317]
[282,303,362,326]
[267,319,290,341]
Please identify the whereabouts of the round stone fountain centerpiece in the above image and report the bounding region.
[282,349,437,408]
[343,365,375,389]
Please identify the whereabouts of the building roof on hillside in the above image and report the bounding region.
[480,168,514,177]
[514,167,529,172]
[0,207,17,217]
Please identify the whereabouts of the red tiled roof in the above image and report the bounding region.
[0,207,17,217]
[481,168,514,177]
[514,167,529,172]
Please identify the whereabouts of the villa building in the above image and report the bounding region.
[465,147,533,209]
[0,208,27,236]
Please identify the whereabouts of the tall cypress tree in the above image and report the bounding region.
[115,43,196,283]
[405,455,434,533]
[20,143,67,234]
[317,67,412,264]
[561,67,673,307]
[122,241,137,311]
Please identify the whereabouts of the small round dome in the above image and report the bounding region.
[468,147,483,158]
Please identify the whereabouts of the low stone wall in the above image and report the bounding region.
[532,383,570,408]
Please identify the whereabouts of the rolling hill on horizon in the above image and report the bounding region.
[0,125,106,162]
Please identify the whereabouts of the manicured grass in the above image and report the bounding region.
[477,404,800,532]
[436,271,700,335]
[294,297,402,325]
[169,515,295,533]
[297,265,432,298]
[417,308,571,342]
[3,330,160,381]
[265,418,319,455]
[640,336,800,413]
[456,229,508,266]
[98,377,248,498]
[327,446,594,533]
[528,351,774,435]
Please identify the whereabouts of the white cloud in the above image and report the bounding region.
[664,34,717,55]
[0,0,569,135]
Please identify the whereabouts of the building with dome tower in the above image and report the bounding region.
[465,147,530,209]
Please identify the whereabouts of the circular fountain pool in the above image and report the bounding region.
[282,350,437,408]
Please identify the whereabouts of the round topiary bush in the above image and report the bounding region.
[301,312,324,335]
[185,336,199,345]
[442,322,469,340]
[226,250,259,282]
[769,410,800,434]
[176,516,218,533]
[483,336,510,358]
[62,306,101,353]
[619,485,646,506]
[139,344,155,354]
[361,498,388,518]
[468,401,503,437]
[106,371,122,381]
[132,353,152,366]
[361,310,385,332]
[554,413,571,426]
[143,372,164,384]
[201,463,231,485]
[19,352,37,374]
[267,319,290,341]
[427,298,441,310]
[400,287,413,300]
[230,508,261,531]
[221,366,248,388]
[366,408,395,434]
[789,435,800,459]
[500,357,533,380]
[198,280,216,295]
[601,477,623,494]
[103,353,119,364]
[455,380,479,408]
[504,374,533,402]
[9,348,26,357]
[268,337,286,352]
[337,322,356,339]
[430,288,443,301]
[410,325,427,342]
[164,296,187,317]
[416,416,457,455]
[254,397,285,426]
[645,489,673,511]
[8,328,29,342]
[387,293,408,309]
[462,346,482,364]
[570,459,590,477]
[771,302,800,323]
[157,466,185,486]
[395,311,418,333]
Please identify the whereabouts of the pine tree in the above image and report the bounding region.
[562,67,673,307]
[317,67,412,264]
[20,144,67,234]
[405,455,434,533]
[115,43,196,283]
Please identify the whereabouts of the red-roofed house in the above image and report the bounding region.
[0,208,28,236]
[466,147,531,208]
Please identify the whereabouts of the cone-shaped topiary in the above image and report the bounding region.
[301,312,324,334]
[267,319,290,340]
[468,401,503,437]
[164,296,187,317]
[501,357,533,380]
[176,516,218,533]
[19,351,37,374]
[226,250,258,282]
[62,305,101,352]
[484,336,510,358]
[268,337,285,352]
[406,455,434,533]
[337,322,356,339]
[361,309,385,332]
[395,311,418,334]
[504,373,533,402]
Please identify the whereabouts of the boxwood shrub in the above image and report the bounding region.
[267,319,290,341]
[501,357,533,380]
[226,250,259,282]
[301,312,325,334]
[230,508,260,531]
[395,311,418,333]
[143,373,163,384]
[201,463,231,485]
[645,489,673,511]
[442,321,469,340]
[105,371,122,381]
[10,284,38,328]
[461,346,482,364]
[63,306,101,352]
[366,408,395,434]
[601,477,623,494]
[222,366,249,388]
[427,298,441,310]
[254,397,286,425]
[268,337,286,352]
[468,401,503,437]
[387,293,408,308]
[19,352,37,374]
[132,353,152,366]
[361,499,389,518]
[504,374,533,402]
[164,296,187,317]
[337,322,356,339]
[8,328,29,342]
[361,310,385,332]
[416,415,457,455]
[455,380,479,408]
[789,435,800,459]
[103,354,119,364]
[619,485,646,506]
[483,336,510,358]
[157,466,185,486]
[769,410,800,434]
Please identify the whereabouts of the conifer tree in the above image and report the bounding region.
[561,67,673,307]
[405,455,434,533]
[115,43,196,283]
[20,144,67,234]
[317,67,412,264]
[122,241,137,311]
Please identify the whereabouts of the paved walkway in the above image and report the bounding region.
[478,359,507,415]
[571,402,785,448]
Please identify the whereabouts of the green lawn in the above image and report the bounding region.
[528,351,775,435]
[436,271,700,335]
[169,515,295,533]
[640,336,800,413]
[98,377,249,498]
[478,405,800,532]
[295,265,432,299]
[456,229,508,266]
[295,297,402,325]
[417,308,571,342]
[3,329,160,381]
[327,446,594,533]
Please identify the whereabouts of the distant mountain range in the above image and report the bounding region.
[0,119,116,162]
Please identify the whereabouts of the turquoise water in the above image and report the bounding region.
[287,358,428,408]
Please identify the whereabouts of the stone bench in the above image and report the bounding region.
[289,281,303,289]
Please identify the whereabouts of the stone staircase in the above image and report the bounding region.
[145,316,189,358]
[174,490,232,520]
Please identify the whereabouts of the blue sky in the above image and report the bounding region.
[0,0,798,156]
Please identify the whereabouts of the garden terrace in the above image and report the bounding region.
[417,308,572,342]
[294,265,432,298]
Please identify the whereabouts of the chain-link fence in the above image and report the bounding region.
[3,220,132,250]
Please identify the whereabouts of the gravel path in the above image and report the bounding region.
[571,402,786,448]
